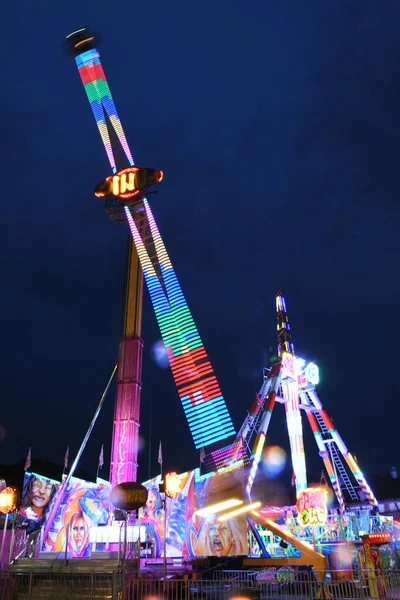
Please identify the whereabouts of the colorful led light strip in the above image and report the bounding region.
[142,199,235,445]
[246,432,265,497]
[282,378,307,493]
[75,48,134,172]
[305,389,378,508]
[74,43,235,449]
[314,408,378,507]
[306,411,346,516]
[246,380,279,496]
[125,206,235,447]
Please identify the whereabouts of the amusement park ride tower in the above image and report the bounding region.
[66,29,153,486]
[66,28,235,487]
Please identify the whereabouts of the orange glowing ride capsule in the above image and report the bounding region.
[94,166,163,203]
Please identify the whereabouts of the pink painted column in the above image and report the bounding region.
[110,337,143,486]
[110,231,144,486]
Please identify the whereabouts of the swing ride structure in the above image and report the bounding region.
[65,27,378,525]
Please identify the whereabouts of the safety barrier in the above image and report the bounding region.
[0,570,123,600]
[1,569,400,599]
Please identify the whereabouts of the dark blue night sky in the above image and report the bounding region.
[1,1,399,484]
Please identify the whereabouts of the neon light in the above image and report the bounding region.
[305,362,319,385]
[125,207,235,448]
[296,488,327,527]
[281,352,296,380]
[75,48,134,171]
[283,378,307,493]
[277,293,307,494]
[195,499,243,517]
[74,41,235,450]
[218,501,261,521]
[246,432,265,496]
[95,167,163,200]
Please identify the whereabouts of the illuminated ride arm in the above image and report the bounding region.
[124,207,235,448]
[246,363,282,497]
[307,391,378,508]
[69,32,235,450]
[306,410,346,516]
[276,290,307,494]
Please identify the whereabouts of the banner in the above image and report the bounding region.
[20,472,111,558]
[139,468,248,558]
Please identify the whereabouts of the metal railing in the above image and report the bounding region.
[0,570,123,600]
[1,569,400,599]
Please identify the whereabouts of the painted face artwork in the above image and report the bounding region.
[31,478,53,509]
[146,491,156,514]
[204,516,234,556]
[72,516,87,549]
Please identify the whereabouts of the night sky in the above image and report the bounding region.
[1,1,399,486]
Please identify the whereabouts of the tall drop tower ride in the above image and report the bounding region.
[66,28,235,486]
[66,29,145,486]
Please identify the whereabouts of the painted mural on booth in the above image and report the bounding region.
[20,472,111,558]
[139,469,248,558]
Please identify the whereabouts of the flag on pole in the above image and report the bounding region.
[200,447,205,464]
[158,441,163,465]
[99,445,104,470]
[24,447,31,472]
[291,471,296,487]
[64,447,69,471]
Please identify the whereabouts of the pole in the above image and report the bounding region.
[0,513,9,567]
[43,364,118,545]
[148,395,152,480]
[163,495,167,583]
[117,522,122,566]
[64,519,69,564]
[8,517,15,565]
[123,512,128,565]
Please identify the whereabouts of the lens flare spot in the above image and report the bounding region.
[151,341,170,368]
[325,486,335,506]
[335,543,356,568]
[138,436,146,452]
[262,445,287,478]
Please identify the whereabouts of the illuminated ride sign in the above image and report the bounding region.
[94,166,163,204]
[110,482,148,512]
[281,353,319,387]
[296,487,327,527]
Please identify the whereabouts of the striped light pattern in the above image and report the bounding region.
[320,411,378,508]
[346,452,378,507]
[282,378,307,493]
[305,390,378,509]
[75,48,134,172]
[73,44,235,449]
[125,206,235,448]
[142,199,235,445]
[276,291,307,494]
[246,432,266,497]
[276,292,294,355]
[307,411,346,516]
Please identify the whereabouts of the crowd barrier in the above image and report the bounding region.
[1,569,400,599]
